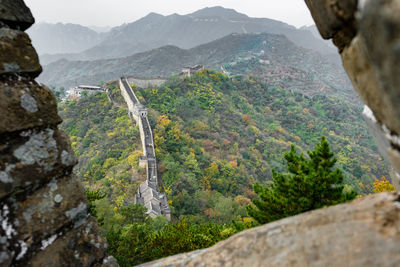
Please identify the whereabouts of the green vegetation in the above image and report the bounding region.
[58,70,389,266]
[105,205,234,266]
[138,70,388,199]
[58,83,143,208]
[248,137,357,224]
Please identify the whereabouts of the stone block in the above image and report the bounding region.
[0,28,41,78]
[0,0,34,31]
[14,175,87,244]
[362,106,391,163]
[0,175,89,264]
[26,217,108,266]
[0,128,76,199]
[304,0,357,39]
[139,193,400,267]
[0,79,61,134]
[388,147,400,179]
[0,174,88,264]
[360,0,400,136]
[341,35,395,127]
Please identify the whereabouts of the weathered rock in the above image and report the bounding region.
[140,193,400,267]
[0,127,76,199]
[0,0,34,30]
[28,217,108,267]
[0,1,112,265]
[362,106,391,163]
[0,79,61,134]
[304,0,357,40]
[341,35,392,126]
[15,175,87,245]
[0,175,89,265]
[360,0,400,136]
[0,28,42,78]
[388,147,400,177]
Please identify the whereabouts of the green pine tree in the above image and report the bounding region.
[248,136,357,224]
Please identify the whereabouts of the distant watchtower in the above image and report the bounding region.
[181,65,204,77]
[137,103,147,118]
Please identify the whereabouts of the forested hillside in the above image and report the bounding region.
[57,70,390,265]
[40,33,351,102]
[59,71,388,222]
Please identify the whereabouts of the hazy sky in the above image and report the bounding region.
[24,0,314,28]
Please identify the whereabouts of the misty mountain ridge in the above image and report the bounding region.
[38,32,353,102]
[27,22,106,55]
[32,6,337,65]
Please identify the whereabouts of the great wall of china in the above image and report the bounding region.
[119,77,171,220]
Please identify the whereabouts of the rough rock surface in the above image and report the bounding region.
[0,0,34,31]
[305,0,400,188]
[0,1,113,266]
[305,0,358,51]
[360,0,400,135]
[0,28,42,78]
[139,193,400,267]
[0,79,61,133]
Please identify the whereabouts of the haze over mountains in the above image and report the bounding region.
[35,6,353,102]
[27,22,105,55]
[30,6,337,65]
[38,33,354,101]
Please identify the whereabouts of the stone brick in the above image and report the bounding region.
[0,128,76,199]
[27,217,108,267]
[0,79,61,134]
[139,193,400,267]
[388,147,400,178]
[341,35,395,127]
[304,0,357,39]
[360,0,400,136]
[14,175,87,245]
[0,1,112,266]
[0,0,34,31]
[0,175,89,265]
[0,28,41,78]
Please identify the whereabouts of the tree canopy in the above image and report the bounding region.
[248,136,357,224]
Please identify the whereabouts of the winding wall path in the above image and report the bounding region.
[119,77,170,220]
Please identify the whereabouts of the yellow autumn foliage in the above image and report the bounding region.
[373,176,396,193]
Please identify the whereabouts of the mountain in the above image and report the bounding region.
[300,24,336,49]
[38,33,354,101]
[27,22,106,55]
[88,25,112,33]
[37,6,337,65]
[58,70,387,230]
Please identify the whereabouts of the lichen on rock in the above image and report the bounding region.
[20,93,38,113]
[13,128,58,171]
[0,0,111,265]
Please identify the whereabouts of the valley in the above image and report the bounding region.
[38,6,392,266]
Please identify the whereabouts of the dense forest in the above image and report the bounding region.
[58,70,390,265]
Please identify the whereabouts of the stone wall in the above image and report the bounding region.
[119,78,171,219]
[139,193,400,266]
[305,0,400,189]
[126,77,167,89]
[119,79,148,156]
[0,1,116,266]
[138,0,400,266]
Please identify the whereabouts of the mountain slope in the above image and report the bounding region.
[27,22,106,55]
[39,33,354,101]
[58,71,388,224]
[39,6,336,64]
